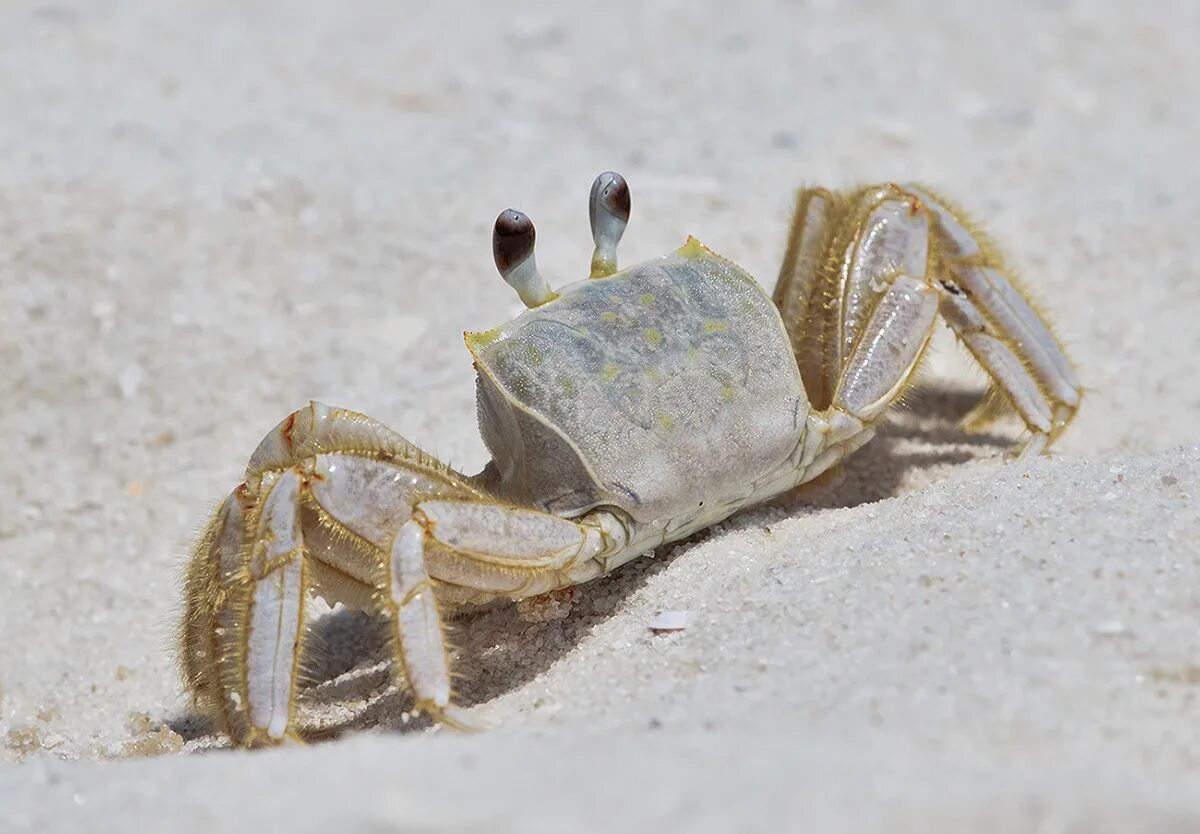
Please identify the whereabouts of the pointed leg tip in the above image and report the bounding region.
[436,705,487,733]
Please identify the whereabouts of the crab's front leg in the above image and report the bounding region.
[181,471,312,745]
[180,402,622,746]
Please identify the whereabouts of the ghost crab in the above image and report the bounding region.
[180,172,1081,746]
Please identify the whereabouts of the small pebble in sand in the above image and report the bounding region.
[117,363,144,400]
[1092,620,1133,638]
[649,610,690,635]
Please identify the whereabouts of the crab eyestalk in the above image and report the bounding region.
[588,171,630,278]
[493,209,558,308]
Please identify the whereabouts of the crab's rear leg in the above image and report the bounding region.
[775,185,938,414]
[780,187,943,479]
[801,271,942,478]
[773,186,841,409]
[907,185,1082,455]
[777,184,1081,457]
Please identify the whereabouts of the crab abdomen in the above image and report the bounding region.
[469,238,808,524]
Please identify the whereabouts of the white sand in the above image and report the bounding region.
[2,2,1199,831]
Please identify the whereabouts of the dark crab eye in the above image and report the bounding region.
[493,209,536,275]
[589,171,631,279]
[589,171,631,230]
[492,207,556,308]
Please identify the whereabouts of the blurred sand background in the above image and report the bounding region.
[1,1,1198,831]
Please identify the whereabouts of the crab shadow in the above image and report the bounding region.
[170,381,1011,745]
[797,382,1015,510]
[289,542,691,742]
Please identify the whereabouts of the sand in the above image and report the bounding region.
[1,1,1198,831]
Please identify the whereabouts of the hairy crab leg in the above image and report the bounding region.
[385,502,621,726]
[410,499,622,597]
[181,401,476,744]
[907,185,1082,451]
[798,186,942,429]
[180,487,252,738]
[795,271,940,481]
[388,520,460,724]
[774,186,839,408]
[182,472,311,745]
[833,274,940,423]
[791,189,943,477]
[776,183,1080,456]
[937,289,1058,457]
[181,401,623,745]
[243,470,308,741]
[181,474,309,745]
[774,185,932,411]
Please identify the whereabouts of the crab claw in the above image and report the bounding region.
[589,171,630,278]
[493,209,558,308]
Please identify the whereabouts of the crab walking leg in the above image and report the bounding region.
[908,185,1082,444]
[938,289,1057,458]
[179,487,247,715]
[795,271,940,480]
[388,521,454,717]
[182,483,267,742]
[774,187,839,408]
[836,187,931,371]
[313,498,614,729]
[181,399,629,742]
[774,185,932,412]
[180,400,492,744]
[412,499,616,591]
[239,470,310,742]
[832,274,940,423]
[821,187,940,423]
[380,500,616,726]
[246,557,306,740]
[180,471,310,745]
[774,188,833,329]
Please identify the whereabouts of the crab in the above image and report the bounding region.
[180,171,1081,746]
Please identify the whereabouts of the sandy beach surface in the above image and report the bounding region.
[2,1,1198,831]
